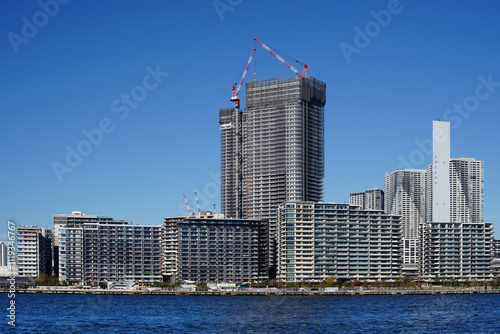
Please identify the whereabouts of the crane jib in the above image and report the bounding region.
[254,37,302,76]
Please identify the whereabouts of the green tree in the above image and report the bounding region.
[490,277,500,287]
[47,275,61,286]
[335,278,345,287]
[398,276,415,288]
[35,274,49,286]
[324,276,336,287]
[153,281,169,288]
[350,279,361,287]
[285,282,299,289]
[259,279,270,287]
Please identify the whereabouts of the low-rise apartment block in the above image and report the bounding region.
[349,189,384,211]
[422,222,494,281]
[16,226,52,278]
[163,213,268,283]
[277,202,402,282]
[55,212,161,283]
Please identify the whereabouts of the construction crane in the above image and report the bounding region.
[230,48,256,109]
[194,192,201,215]
[253,37,308,78]
[183,194,193,216]
[295,59,309,78]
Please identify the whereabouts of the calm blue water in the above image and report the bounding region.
[3,293,500,333]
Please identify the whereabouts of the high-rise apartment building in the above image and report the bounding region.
[55,212,162,283]
[494,239,500,259]
[0,241,8,267]
[163,213,268,282]
[449,158,484,224]
[219,108,246,219]
[427,158,484,225]
[385,169,426,269]
[350,189,384,210]
[53,211,115,277]
[430,120,451,222]
[16,226,52,278]
[220,76,326,274]
[277,202,402,282]
[365,189,384,210]
[349,191,365,208]
[493,240,500,276]
[0,230,19,276]
[244,76,326,217]
[426,122,485,224]
[422,120,493,280]
[58,226,84,282]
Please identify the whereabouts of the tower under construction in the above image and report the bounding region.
[220,76,326,274]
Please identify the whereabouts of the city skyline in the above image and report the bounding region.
[1,1,500,240]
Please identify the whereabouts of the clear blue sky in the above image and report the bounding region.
[1,0,499,239]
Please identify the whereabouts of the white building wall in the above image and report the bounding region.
[432,120,450,222]
[0,242,8,267]
[349,192,365,208]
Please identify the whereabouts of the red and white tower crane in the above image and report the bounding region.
[253,37,309,78]
[183,194,193,216]
[230,48,256,109]
[194,192,201,215]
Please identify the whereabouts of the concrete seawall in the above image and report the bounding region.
[4,288,500,296]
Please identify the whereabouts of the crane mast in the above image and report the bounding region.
[230,48,256,109]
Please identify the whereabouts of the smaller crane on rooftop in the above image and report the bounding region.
[194,192,201,215]
[183,194,193,216]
